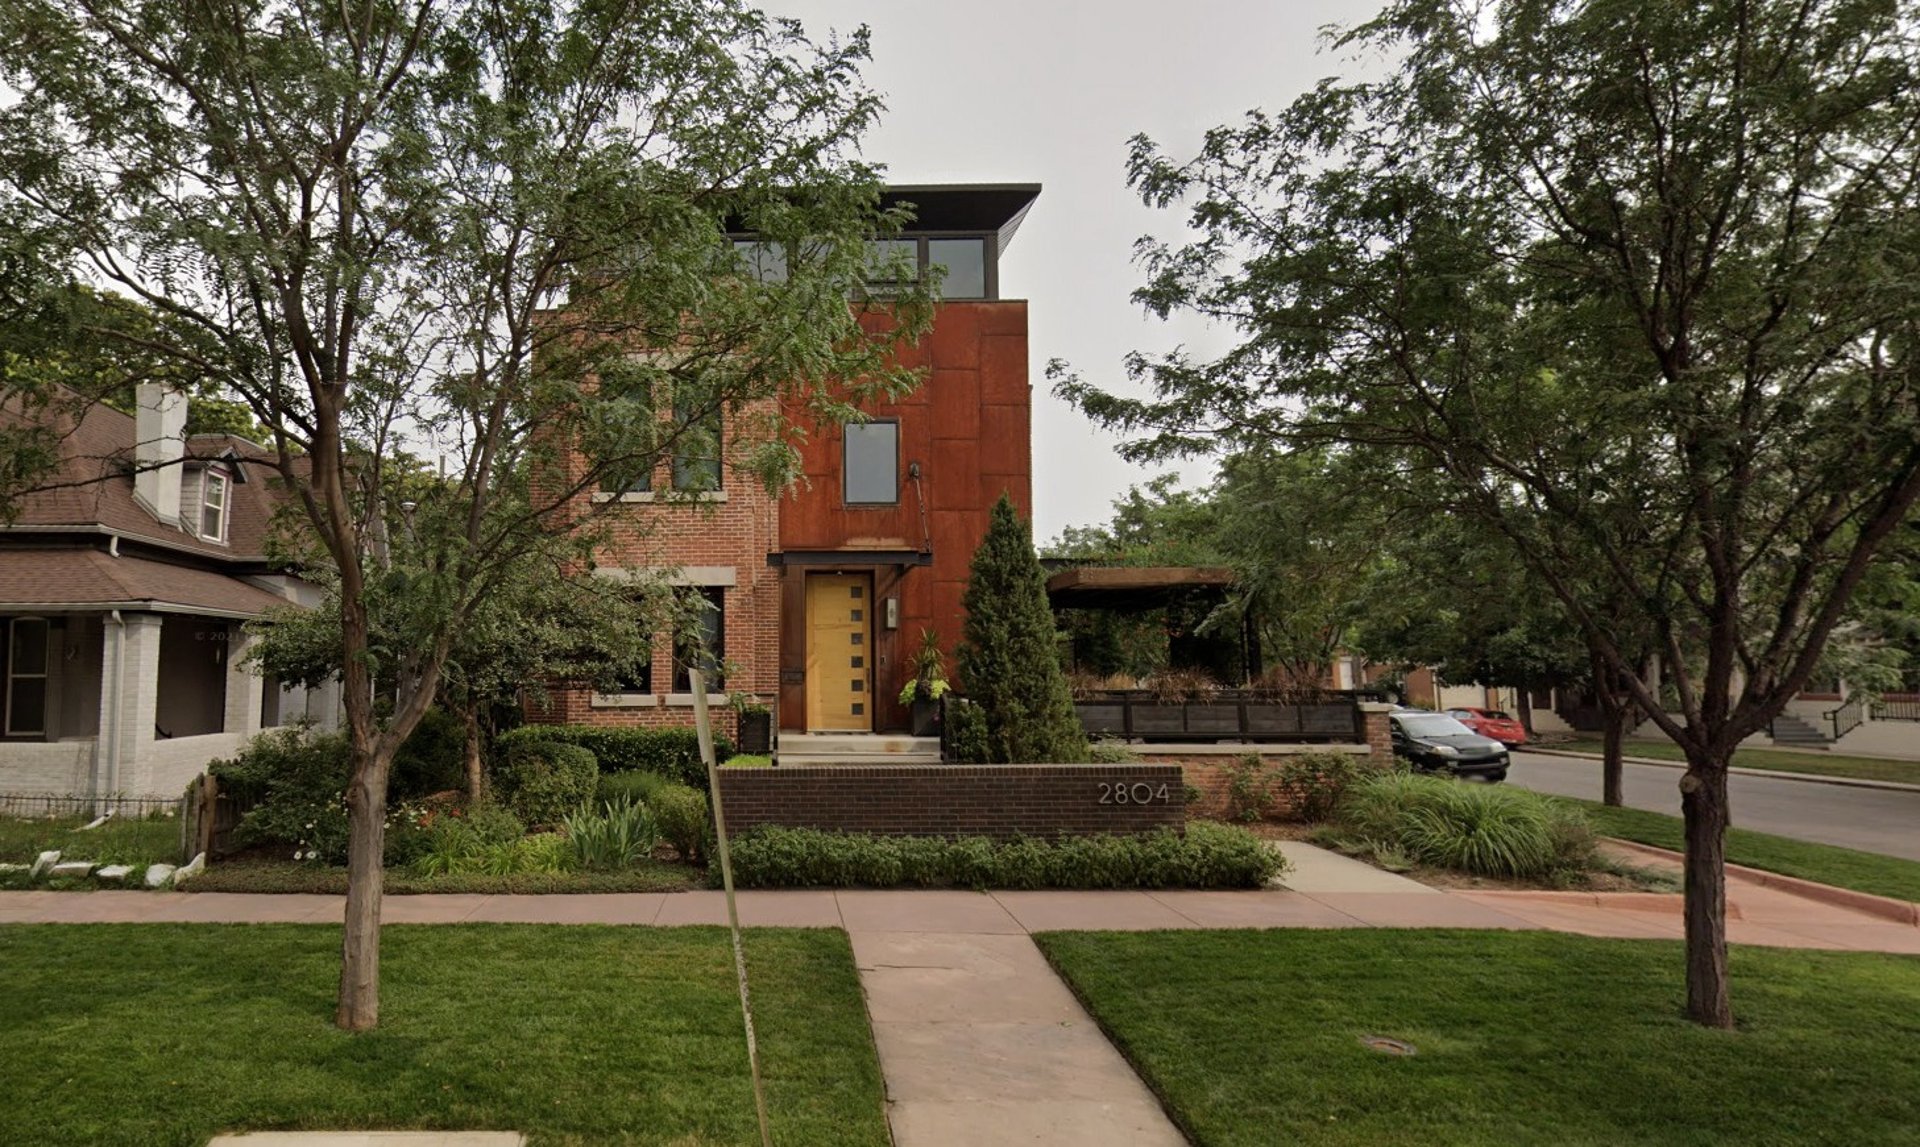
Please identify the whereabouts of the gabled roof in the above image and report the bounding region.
[2,399,285,563]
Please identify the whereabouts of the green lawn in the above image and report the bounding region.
[0,925,888,1147]
[0,814,181,868]
[1575,799,1920,903]
[1037,929,1920,1147]
[1554,737,1920,785]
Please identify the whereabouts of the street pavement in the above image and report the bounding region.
[1507,750,1920,862]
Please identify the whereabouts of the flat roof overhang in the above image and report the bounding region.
[1045,565,1237,611]
[769,549,934,569]
[880,184,1041,253]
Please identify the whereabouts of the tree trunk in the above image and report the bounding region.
[463,705,485,805]
[336,755,388,1031]
[1517,685,1535,736]
[1678,753,1734,1028]
[1601,702,1626,807]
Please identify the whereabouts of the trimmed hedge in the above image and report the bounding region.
[496,725,732,790]
[723,822,1284,890]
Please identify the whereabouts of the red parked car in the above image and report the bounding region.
[1444,707,1529,747]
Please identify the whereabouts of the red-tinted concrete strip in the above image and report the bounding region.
[1602,837,1920,926]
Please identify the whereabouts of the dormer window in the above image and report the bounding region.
[200,468,229,542]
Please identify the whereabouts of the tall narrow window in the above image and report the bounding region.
[200,469,229,541]
[673,587,725,691]
[596,359,657,494]
[843,421,899,505]
[6,617,49,737]
[672,395,723,492]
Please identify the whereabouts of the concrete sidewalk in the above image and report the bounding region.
[7,842,1920,1146]
[2,842,1914,951]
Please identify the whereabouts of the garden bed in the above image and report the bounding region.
[181,856,705,895]
[1239,820,1678,893]
[0,924,889,1147]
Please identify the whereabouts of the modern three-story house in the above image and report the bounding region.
[527,183,1039,745]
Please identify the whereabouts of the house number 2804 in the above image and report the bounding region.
[1098,782,1170,805]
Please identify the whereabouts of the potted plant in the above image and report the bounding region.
[898,628,951,737]
[730,692,772,755]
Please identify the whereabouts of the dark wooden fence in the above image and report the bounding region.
[1071,690,1368,743]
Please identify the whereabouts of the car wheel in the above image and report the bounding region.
[1485,769,1507,784]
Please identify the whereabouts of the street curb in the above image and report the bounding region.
[1525,748,1920,794]
[1600,838,1920,927]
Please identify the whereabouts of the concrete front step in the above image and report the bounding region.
[778,752,945,766]
[778,733,940,756]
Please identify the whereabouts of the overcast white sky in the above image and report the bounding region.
[776,0,1384,542]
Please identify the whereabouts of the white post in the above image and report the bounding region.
[691,669,772,1147]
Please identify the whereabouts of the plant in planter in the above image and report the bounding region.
[897,628,951,737]
[729,692,773,755]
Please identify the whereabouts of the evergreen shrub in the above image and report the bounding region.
[956,495,1089,763]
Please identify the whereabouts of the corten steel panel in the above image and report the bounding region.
[929,509,984,573]
[978,405,1029,477]
[926,304,982,369]
[979,335,1030,404]
[929,369,984,440]
[978,301,1028,338]
[929,438,980,511]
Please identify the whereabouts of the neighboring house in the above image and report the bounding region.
[528,183,1039,740]
[0,384,337,800]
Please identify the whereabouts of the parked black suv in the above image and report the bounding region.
[1388,711,1510,782]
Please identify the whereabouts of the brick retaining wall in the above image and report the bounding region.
[714,764,1184,838]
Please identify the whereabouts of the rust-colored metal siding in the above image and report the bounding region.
[777,301,1031,731]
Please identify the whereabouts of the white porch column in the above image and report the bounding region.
[94,613,163,798]
[223,626,264,741]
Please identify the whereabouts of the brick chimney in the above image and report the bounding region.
[133,382,187,524]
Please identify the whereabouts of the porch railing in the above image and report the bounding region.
[1825,695,1868,741]
[1870,695,1920,723]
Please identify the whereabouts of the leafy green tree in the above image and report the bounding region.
[960,495,1090,762]
[1,0,928,1029]
[1055,0,1920,1027]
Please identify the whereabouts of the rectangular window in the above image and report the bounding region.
[200,470,229,541]
[732,240,788,284]
[6,617,49,737]
[672,393,723,492]
[673,587,725,692]
[596,358,657,494]
[613,650,653,695]
[928,238,987,299]
[843,421,899,505]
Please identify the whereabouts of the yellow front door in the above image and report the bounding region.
[805,573,873,731]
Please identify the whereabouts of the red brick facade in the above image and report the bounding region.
[527,400,783,742]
